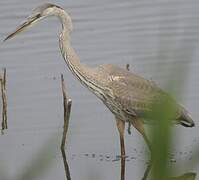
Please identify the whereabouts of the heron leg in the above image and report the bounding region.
[116,118,125,180]
[116,119,125,157]
[131,118,152,152]
[142,161,152,180]
[131,118,153,179]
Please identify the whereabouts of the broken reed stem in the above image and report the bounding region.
[3,68,7,129]
[60,74,72,180]
[126,64,131,135]
[1,68,8,132]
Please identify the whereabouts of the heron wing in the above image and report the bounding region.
[99,64,166,118]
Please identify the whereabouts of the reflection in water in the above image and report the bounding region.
[60,151,197,180]
[61,148,71,180]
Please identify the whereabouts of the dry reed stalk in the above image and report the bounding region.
[126,64,131,135]
[60,74,72,180]
[0,68,7,133]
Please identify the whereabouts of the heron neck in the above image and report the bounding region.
[56,10,87,78]
[57,10,107,99]
[59,21,98,91]
[59,31,84,75]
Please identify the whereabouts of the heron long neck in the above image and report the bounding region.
[59,31,87,80]
[57,9,106,98]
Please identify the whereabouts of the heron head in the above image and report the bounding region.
[4,3,71,42]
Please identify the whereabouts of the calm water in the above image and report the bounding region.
[0,0,199,179]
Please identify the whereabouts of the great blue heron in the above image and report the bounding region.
[4,3,195,177]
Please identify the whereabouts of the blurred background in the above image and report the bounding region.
[0,0,199,179]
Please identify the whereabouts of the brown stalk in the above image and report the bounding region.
[126,64,131,135]
[60,74,72,180]
[1,68,8,133]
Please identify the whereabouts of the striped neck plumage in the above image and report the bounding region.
[57,8,107,100]
[59,31,106,99]
[57,9,89,82]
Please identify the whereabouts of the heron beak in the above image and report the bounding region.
[3,14,41,42]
